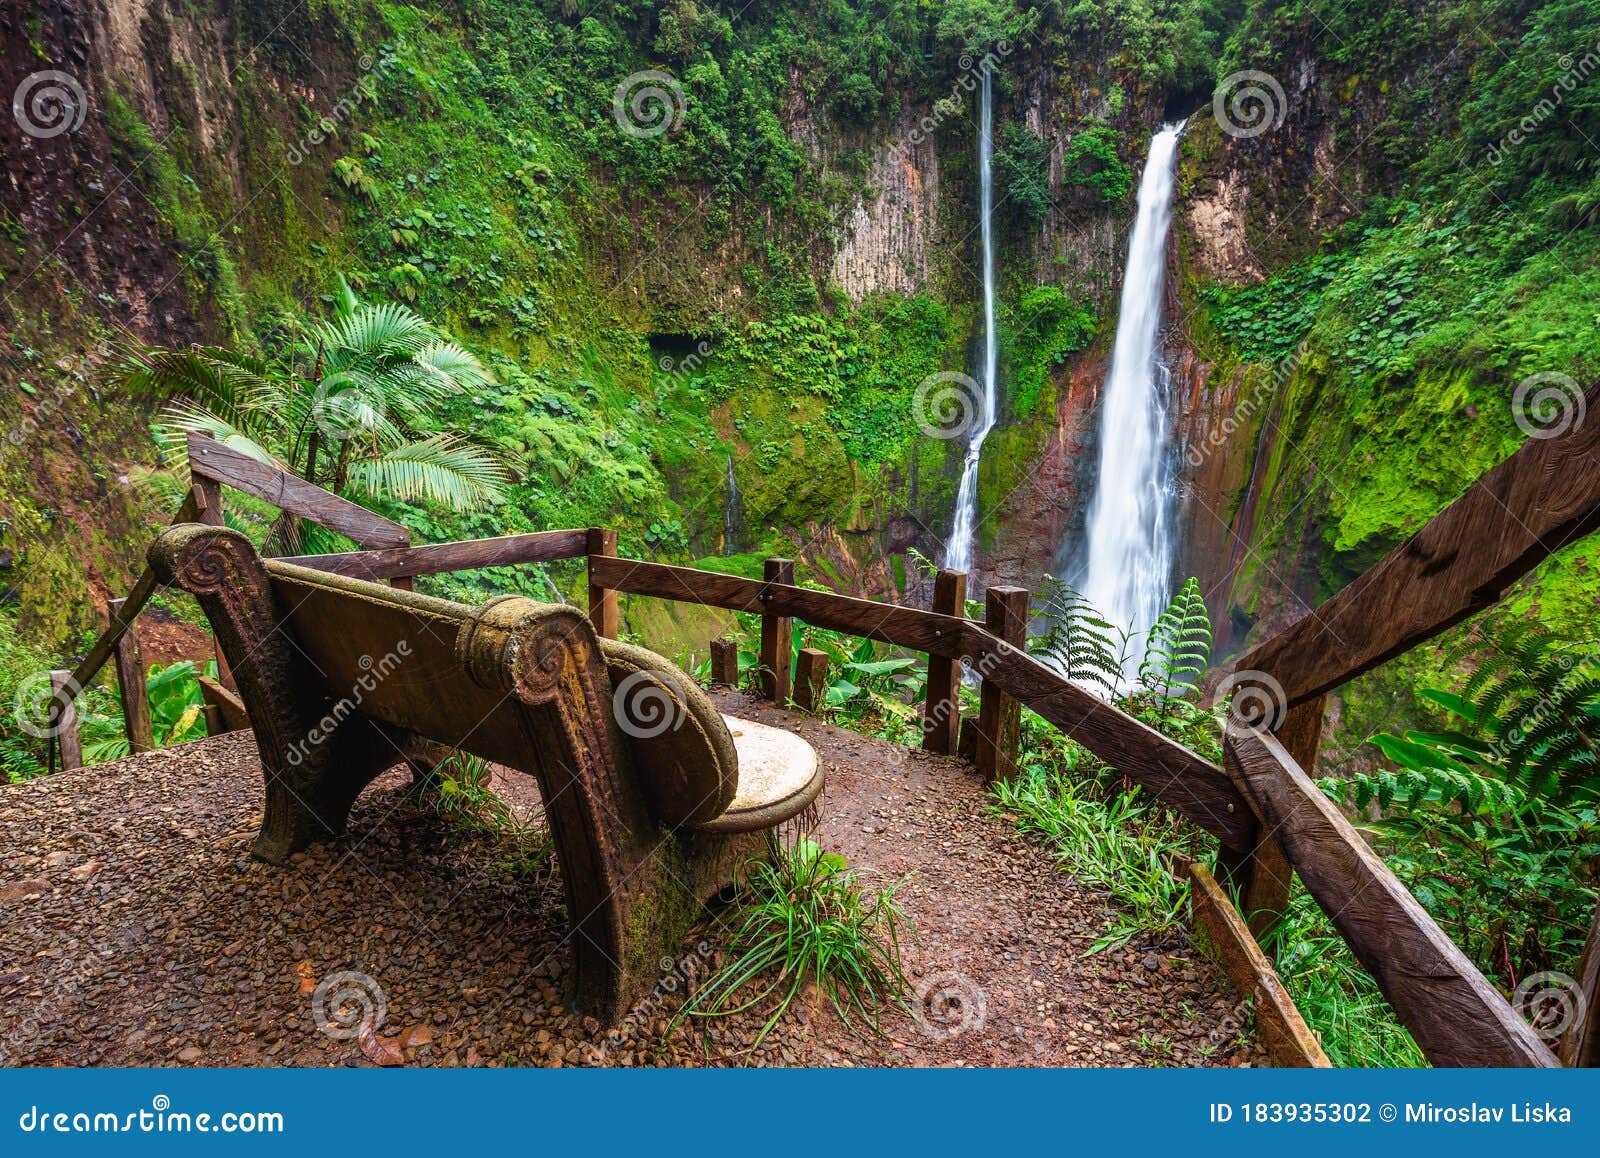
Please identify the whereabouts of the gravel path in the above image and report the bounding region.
[0,696,1263,1067]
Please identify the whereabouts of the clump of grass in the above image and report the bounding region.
[992,769,1192,952]
[1259,890,1426,1068]
[681,839,912,1047]
[424,750,549,875]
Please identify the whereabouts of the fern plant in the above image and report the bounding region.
[1136,577,1212,728]
[1331,615,1600,983]
[1030,576,1129,697]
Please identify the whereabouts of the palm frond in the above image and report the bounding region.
[343,435,510,510]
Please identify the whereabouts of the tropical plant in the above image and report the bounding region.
[121,277,509,552]
[1331,616,1600,983]
[1031,577,1129,698]
[81,661,211,764]
[680,839,911,1047]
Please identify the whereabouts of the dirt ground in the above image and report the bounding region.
[0,692,1263,1067]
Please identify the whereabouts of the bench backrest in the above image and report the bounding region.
[261,558,738,828]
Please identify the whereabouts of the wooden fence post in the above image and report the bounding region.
[586,528,619,640]
[390,529,414,592]
[794,647,828,713]
[1218,695,1324,950]
[108,597,154,754]
[758,558,794,704]
[709,639,739,686]
[1563,898,1600,1066]
[922,568,967,755]
[976,585,1027,782]
[189,473,240,694]
[50,670,82,772]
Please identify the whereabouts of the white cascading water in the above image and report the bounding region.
[943,68,998,576]
[1077,124,1184,674]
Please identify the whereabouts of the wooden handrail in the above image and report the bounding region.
[1236,384,1600,707]
[586,551,1258,851]
[280,529,589,581]
[186,432,410,549]
[1225,722,1556,1067]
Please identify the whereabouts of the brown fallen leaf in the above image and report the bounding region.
[399,1024,434,1049]
[359,1028,404,1067]
[293,959,317,997]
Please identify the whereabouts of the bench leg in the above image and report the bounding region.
[149,525,398,863]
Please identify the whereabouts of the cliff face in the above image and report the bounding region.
[7,0,1549,696]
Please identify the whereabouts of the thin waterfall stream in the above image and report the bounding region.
[1073,123,1185,675]
[942,67,998,576]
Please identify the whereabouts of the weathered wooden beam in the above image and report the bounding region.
[283,529,590,581]
[50,670,81,772]
[758,558,794,704]
[108,597,154,753]
[976,586,1027,782]
[586,528,619,640]
[186,432,409,549]
[197,674,250,735]
[1562,898,1600,1067]
[1236,384,1600,707]
[709,639,739,686]
[794,647,828,713]
[921,568,967,755]
[1188,861,1331,1067]
[1225,722,1557,1067]
[589,555,767,614]
[1225,695,1325,946]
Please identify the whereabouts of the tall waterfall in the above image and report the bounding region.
[722,455,742,555]
[943,68,999,576]
[1076,124,1184,671]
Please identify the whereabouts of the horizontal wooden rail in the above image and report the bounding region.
[1224,722,1557,1067]
[1237,384,1600,707]
[282,529,589,581]
[187,432,409,549]
[959,623,1255,851]
[1188,861,1330,1067]
[588,553,1257,851]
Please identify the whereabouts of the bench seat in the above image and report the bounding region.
[697,714,823,835]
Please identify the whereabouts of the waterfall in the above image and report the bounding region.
[1075,124,1184,674]
[722,455,742,555]
[943,67,999,577]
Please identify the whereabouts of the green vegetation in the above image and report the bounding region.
[123,283,508,551]
[682,838,911,1046]
[1333,616,1600,988]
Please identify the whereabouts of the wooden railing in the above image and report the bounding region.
[48,388,1600,1068]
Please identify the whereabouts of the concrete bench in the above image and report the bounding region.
[148,524,823,1022]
